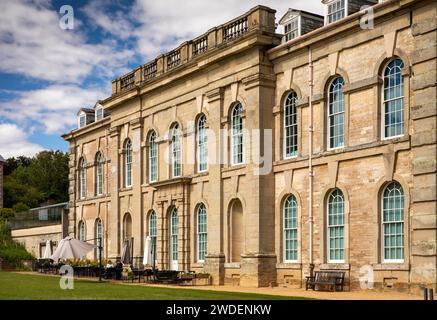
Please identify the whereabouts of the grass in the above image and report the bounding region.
[0,272,307,300]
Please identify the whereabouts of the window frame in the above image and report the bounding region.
[95,106,104,122]
[327,77,345,151]
[327,189,345,263]
[381,58,405,141]
[79,158,86,199]
[79,220,86,241]
[283,91,299,159]
[197,204,208,263]
[78,113,86,128]
[231,103,244,166]
[197,115,208,173]
[148,131,158,183]
[325,0,347,25]
[381,182,405,263]
[124,139,132,188]
[283,195,298,263]
[170,208,178,262]
[284,15,300,42]
[171,124,182,178]
[96,153,103,196]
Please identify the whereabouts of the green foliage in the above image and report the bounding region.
[0,208,15,221]
[3,150,69,209]
[12,203,30,213]
[0,221,35,268]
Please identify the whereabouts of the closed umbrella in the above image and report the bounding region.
[143,236,153,266]
[121,239,131,265]
[50,236,96,262]
[42,240,52,259]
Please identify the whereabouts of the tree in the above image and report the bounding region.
[0,208,15,221]
[2,151,69,209]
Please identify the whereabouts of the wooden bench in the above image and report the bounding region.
[306,271,345,292]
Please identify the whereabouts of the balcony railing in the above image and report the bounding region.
[120,73,135,91]
[223,17,248,42]
[143,61,157,80]
[112,6,276,94]
[192,36,208,56]
[167,50,181,70]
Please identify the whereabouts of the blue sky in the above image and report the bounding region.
[0,0,323,159]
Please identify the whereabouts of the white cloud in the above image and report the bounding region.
[131,0,324,57]
[0,123,45,158]
[0,85,110,134]
[0,0,134,83]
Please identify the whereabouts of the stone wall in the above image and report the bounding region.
[62,0,436,292]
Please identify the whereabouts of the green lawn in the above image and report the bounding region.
[0,272,306,300]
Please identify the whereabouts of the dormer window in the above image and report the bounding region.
[95,105,104,121]
[78,113,86,128]
[326,0,346,24]
[284,16,300,41]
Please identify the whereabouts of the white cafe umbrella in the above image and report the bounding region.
[50,236,96,262]
[143,236,153,266]
[42,240,52,259]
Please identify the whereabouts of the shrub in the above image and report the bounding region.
[0,242,35,268]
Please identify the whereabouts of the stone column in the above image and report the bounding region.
[204,87,225,285]
[409,6,437,293]
[108,126,121,259]
[130,118,143,264]
[239,72,277,287]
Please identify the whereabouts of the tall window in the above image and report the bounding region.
[79,158,86,199]
[95,219,102,259]
[149,211,157,253]
[231,103,244,165]
[197,115,208,172]
[170,208,178,262]
[284,91,298,158]
[328,77,345,149]
[283,195,298,262]
[327,189,345,262]
[197,204,207,262]
[124,139,132,187]
[382,182,404,262]
[95,106,104,121]
[149,131,158,182]
[327,0,346,24]
[171,124,181,177]
[79,221,86,241]
[383,59,405,139]
[96,153,103,196]
[284,16,299,41]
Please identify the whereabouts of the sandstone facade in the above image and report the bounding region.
[63,0,436,293]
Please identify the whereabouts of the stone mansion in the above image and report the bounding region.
[62,0,436,292]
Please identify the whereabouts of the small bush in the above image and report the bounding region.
[0,242,35,268]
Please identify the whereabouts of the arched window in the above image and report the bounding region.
[123,213,132,241]
[124,139,132,187]
[95,219,102,259]
[170,208,178,270]
[383,59,404,139]
[96,153,103,196]
[79,158,86,199]
[284,92,298,158]
[197,204,207,262]
[283,195,298,262]
[328,77,345,149]
[197,115,208,172]
[327,189,345,262]
[148,131,158,183]
[79,220,86,241]
[148,210,157,255]
[171,124,181,178]
[382,181,404,262]
[231,103,244,165]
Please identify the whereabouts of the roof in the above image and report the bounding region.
[0,154,5,162]
[279,8,324,24]
[77,108,95,116]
